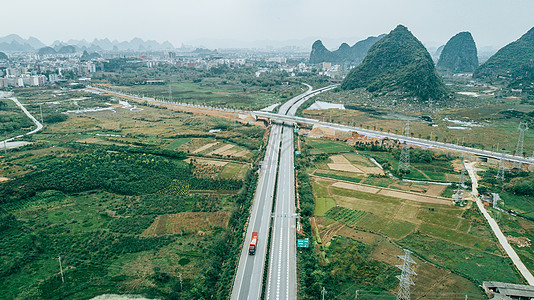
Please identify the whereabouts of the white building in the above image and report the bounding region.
[49,73,59,83]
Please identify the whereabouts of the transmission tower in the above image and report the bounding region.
[396,249,417,300]
[453,167,467,206]
[513,122,528,169]
[496,150,507,181]
[398,121,410,172]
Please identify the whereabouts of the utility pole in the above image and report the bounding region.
[321,287,327,300]
[396,249,416,300]
[178,272,183,291]
[355,290,359,299]
[58,255,64,283]
[39,104,44,124]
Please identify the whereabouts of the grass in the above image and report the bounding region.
[314,172,362,183]
[112,81,302,110]
[324,206,366,225]
[306,138,353,154]
[417,209,460,228]
[315,198,336,216]
[399,232,522,285]
[220,163,248,180]
[166,137,192,150]
[418,223,497,252]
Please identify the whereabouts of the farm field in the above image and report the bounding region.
[108,79,305,111]
[0,87,261,299]
[297,135,525,298]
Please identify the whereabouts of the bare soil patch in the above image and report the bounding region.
[327,155,364,173]
[336,226,380,244]
[425,184,447,196]
[378,190,451,205]
[233,149,250,157]
[191,142,219,154]
[0,177,8,182]
[331,182,380,194]
[208,144,234,155]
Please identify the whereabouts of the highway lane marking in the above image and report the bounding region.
[234,125,281,300]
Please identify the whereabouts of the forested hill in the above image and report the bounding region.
[437,31,478,73]
[309,35,384,64]
[474,26,534,79]
[341,25,447,101]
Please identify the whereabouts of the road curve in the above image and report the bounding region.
[1,97,44,147]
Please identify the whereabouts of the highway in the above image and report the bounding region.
[231,84,334,300]
[252,111,534,165]
[265,84,336,300]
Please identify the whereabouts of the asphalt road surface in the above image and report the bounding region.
[231,84,334,300]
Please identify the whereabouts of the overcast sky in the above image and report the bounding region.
[1,0,533,49]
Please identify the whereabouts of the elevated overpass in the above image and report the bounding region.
[253,111,534,166]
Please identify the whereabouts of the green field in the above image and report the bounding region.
[166,137,192,150]
[398,233,522,285]
[324,206,366,225]
[306,138,353,154]
[111,80,304,111]
[0,86,265,299]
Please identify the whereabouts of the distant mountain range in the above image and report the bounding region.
[309,35,385,64]
[0,34,175,52]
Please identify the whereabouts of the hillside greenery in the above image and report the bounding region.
[437,31,478,73]
[474,26,534,80]
[341,25,448,101]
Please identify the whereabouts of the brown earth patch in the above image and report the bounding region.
[0,177,8,182]
[507,236,531,248]
[208,144,234,155]
[425,184,447,196]
[327,155,364,173]
[142,211,229,236]
[233,149,250,157]
[336,226,380,244]
[378,190,451,205]
[192,142,219,154]
[331,182,380,194]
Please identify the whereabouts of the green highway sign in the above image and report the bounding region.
[297,238,309,248]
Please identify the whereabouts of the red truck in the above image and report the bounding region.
[249,232,258,255]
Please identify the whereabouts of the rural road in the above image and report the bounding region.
[1,97,43,148]
[465,161,534,285]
